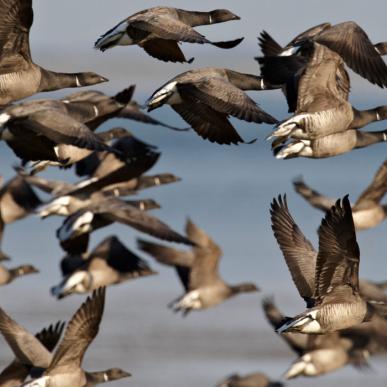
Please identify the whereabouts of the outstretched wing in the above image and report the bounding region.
[270,195,317,306]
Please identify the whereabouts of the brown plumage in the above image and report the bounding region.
[95,7,243,63]
[51,235,156,299]
[147,67,278,144]
[271,195,372,334]
[0,0,107,105]
[138,219,259,315]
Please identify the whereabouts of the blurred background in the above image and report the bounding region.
[0,1,386,386]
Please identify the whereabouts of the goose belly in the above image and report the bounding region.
[0,69,41,104]
[353,207,385,230]
[319,301,368,331]
[312,131,357,158]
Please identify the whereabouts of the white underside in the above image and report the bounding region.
[58,211,94,241]
[96,20,133,48]
[148,81,182,107]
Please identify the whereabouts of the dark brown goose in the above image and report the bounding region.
[51,235,156,299]
[262,298,371,379]
[0,174,42,260]
[147,67,278,144]
[0,101,123,169]
[216,372,283,387]
[95,7,243,63]
[69,133,161,196]
[0,263,38,285]
[20,288,131,387]
[258,22,387,88]
[0,322,64,387]
[293,160,387,230]
[274,128,387,159]
[138,219,259,315]
[271,195,373,334]
[0,0,107,105]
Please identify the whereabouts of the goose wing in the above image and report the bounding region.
[176,78,277,124]
[94,198,193,245]
[0,0,33,73]
[47,288,105,372]
[118,101,188,130]
[315,21,387,88]
[355,159,387,208]
[293,177,336,211]
[270,195,317,306]
[314,196,360,303]
[185,220,223,289]
[172,102,244,145]
[89,236,155,277]
[0,307,52,368]
[137,239,194,267]
[11,111,114,153]
[128,15,208,44]
[258,30,283,56]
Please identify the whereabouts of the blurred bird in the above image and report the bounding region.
[216,371,283,387]
[138,219,259,315]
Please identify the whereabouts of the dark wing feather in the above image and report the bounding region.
[47,288,106,371]
[258,30,283,56]
[140,38,189,63]
[90,236,155,276]
[177,79,277,124]
[314,196,360,302]
[270,195,317,305]
[315,22,387,88]
[172,103,244,145]
[355,159,387,207]
[35,321,65,353]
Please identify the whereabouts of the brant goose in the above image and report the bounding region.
[263,298,370,379]
[0,263,38,286]
[138,219,259,315]
[20,288,131,387]
[147,67,278,144]
[271,195,373,334]
[258,22,387,88]
[216,372,283,387]
[293,160,387,230]
[0,0,107,105]
[95,7,243,63]
[51,235,156,299]
[0,101,123,169]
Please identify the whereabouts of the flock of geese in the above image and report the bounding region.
[0,1,386,386]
